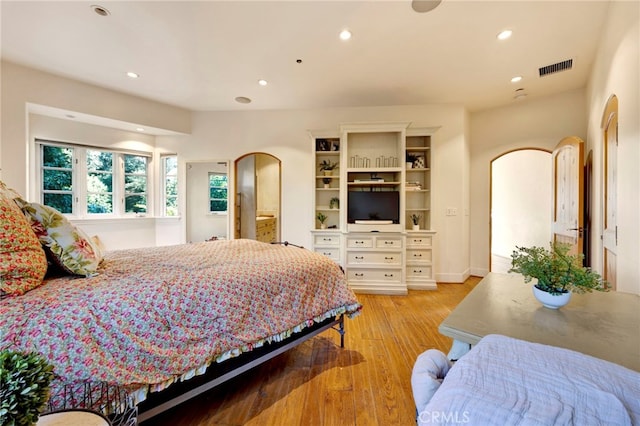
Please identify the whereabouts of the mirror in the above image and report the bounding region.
[234,153,281,243]
[186,160,229,242]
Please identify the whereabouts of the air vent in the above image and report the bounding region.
[539,59,573,77]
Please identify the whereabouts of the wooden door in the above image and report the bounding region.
[602,95,618,289]
[551,136,584,255]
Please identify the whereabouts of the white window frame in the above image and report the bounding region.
[161,154,179,217]
[36,139,152,218]
[208,171,228,214]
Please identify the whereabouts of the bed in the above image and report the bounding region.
[1,183,361,424]
[411,334,640,425]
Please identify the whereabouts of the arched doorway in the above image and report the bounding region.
[490,149,552,272]
[234,152,281,243]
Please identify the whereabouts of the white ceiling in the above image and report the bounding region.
[1,0,611,113]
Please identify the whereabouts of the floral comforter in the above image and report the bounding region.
[0,239,361,405]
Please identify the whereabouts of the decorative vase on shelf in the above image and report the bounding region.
[406,162,413,169]
[412,224,420,231]
[532,285,571,309]
[323,183,330,188]
[320,223,327,229]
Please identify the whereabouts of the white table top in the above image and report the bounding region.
[439,272,640,371]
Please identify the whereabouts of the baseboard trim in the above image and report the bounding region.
[435,269,470,283]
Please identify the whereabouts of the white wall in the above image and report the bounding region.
[491,150,552,262]
[469,89,588,277]
[585,1,639,294]
[156,105,469,282]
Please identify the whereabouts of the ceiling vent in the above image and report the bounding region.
[539,59,573,77]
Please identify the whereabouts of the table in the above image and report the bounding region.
[439,272,640,371]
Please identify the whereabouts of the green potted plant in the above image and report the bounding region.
[410,213,421,230]
[329,197,339,209]
[318,160,338,176]
[0,350,54,426]
[509,242,607,309]
[316,212,328,229]
[322,177,332,188]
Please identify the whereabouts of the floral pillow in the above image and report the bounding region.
[16,199,102,277]
[0,183,48,297]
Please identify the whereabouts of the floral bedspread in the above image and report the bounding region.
[0,239,361,406]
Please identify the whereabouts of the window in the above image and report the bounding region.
[86,149,114,213]
[124,154,148,214]
[162,155,178,216]
[41,145,74,214]
[208,172,228,213]
[37,140,150,217]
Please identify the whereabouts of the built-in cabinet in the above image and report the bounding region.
[310,122,437,294]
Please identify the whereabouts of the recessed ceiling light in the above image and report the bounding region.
[497,30,513,40]
[235,96,252,104]
[511,76,522,83]
[258,79,268,86]
[126,71,139,79]
[339,30,352,41]
[91,5,110,16]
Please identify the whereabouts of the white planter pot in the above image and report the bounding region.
[412,224,420,231]
[320,223,327,229]
[533,285,571,309]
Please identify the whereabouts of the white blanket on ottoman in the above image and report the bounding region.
[416,334,640,425]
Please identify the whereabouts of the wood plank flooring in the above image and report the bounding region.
[141,277,481,426]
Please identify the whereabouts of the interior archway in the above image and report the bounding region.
[490,148,552,273]
[234,152,281,243]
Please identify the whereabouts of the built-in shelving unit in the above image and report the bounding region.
[309,123,438,293]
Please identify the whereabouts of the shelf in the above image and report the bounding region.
[317,207,341,211]
[406,208,431,211]
[316,175,340,179]
[347,167,401,173]
[406,168,430,172]
[348,181,401,187]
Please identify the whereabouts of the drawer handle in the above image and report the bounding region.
[323,237,332,241]
[355,240,364,244]
[323,252,332,256]
[384,256,394,260]
[355,273,364,277]
[413,253,422,258]
[355,256,364,260]
[384,273,394,277]
[413,269,423,273]
[413,239,423,243]
[384,241,394,245]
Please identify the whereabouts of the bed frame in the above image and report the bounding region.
[136,314,345,423]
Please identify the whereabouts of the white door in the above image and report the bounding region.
[602,95,618,289]
[551,136,584,256]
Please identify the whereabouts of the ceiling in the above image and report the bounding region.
[1,1,611,113]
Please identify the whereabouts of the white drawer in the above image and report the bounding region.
[406,265,433,280]
[347,268,402,283]
[407,235,432,247]
[315,248,340,261]
[347,237,373,248]
[406,249,432,263]
[314,234,340,246]
[375,237,403,249]
[347,251,401,265]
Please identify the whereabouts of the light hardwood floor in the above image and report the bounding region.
[141,277,481,426]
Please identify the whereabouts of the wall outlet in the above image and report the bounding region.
[446,207,458,216]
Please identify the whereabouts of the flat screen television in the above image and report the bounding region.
[347,190,400,224]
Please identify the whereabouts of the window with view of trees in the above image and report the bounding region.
[124,154,148,214]
[42,145,74,214]
[208,172,228,213]
[162,155,178,216]
[38,140,150,216]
